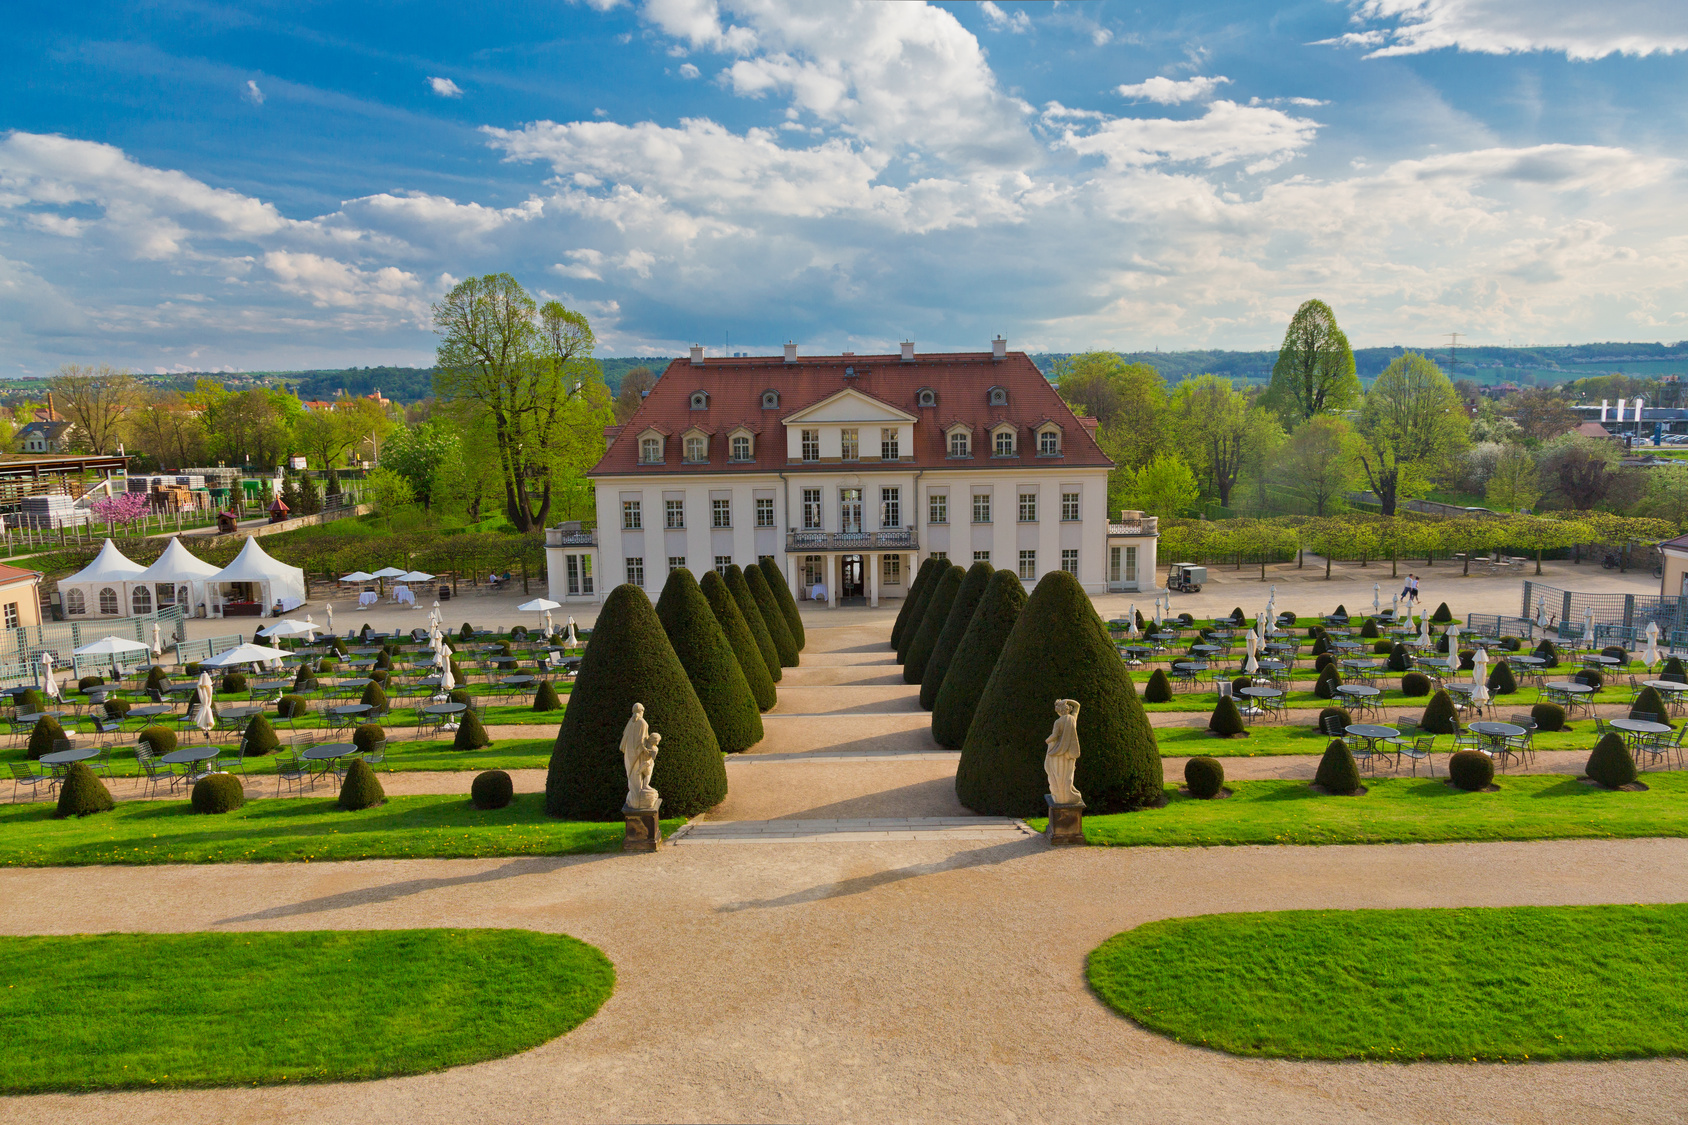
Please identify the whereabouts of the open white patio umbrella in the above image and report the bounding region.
[259,619,318,639]
[398,570,434,583]
[371,566,407,578]
[199,642,286,670]
[1645,621,1661,667]
[39,652,60,701]
[1581,608,1596,650]
[195,671,216,740]
[339,571,376,584]
[74,634,150,679]
[1243,630,1259,674]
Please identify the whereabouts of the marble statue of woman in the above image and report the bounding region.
[1044,698,1082,805]
[621,703,651,807]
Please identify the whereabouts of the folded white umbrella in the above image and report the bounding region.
[1373,583,1381,614]
[1645,621,1661,667]
[1471,646,1491,708]
[40,652,60,700]
[544,609,554,635]
[196,671,216,737]
[437,657,456,699]
[1444,632,1460,677]
[1536,596,1547,631]
[339,572,376,583]
[565,617,578,647]
[1123,604,1137,640]
[1390,593,1399,618]
[151,622,163,658]
[1244,631,1259,674]
[1581,609,1596,649]
[1419,614,1431,647]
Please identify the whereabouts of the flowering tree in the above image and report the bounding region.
[90,491,151,526]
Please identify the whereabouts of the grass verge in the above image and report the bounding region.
[0,792,682,865]
[1029,771,1688,847]
[0,929,612,1091]
[1,737,557,778]
[1088,905,1688,1061]
[1151,723,1600,759]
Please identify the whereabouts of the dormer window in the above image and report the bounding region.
[988,386,1007,406]
[917,388,936,408]
[684,435,708,462]
[1038,427,1061,456]
[761,389,780,409]
[993,427,1016,456]
[948,430,970,458]
[639,436,663,463]
[690,391,709,410]
[731,434,752,461]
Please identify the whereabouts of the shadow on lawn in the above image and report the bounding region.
[716,837,1039,914]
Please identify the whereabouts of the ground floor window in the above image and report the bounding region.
[668,556,687,574]
[1109,546,1121,583]
[564,554,594,596]
[882,555,900,584]
[930,551,947,562]
[973,550,990,563]
[626,557,645,587]
[1018,550,1036,581]
[715,555,732,575]
[3,602,16,628]
[803,555,825,588]
[1061,549,1079,576]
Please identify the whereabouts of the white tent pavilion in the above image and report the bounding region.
[127,536,221,619]
[58,539,146,618]
[209,538,307,616]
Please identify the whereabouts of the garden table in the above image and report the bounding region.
[1328,640,1363,652]
[1190,644,1220,657]
[1255,659,1288,673]
[216,705,261,723]
[346,658,377,668]
[339,678,374,689]
[39,746,99,767]
[422,702,466,717]
[1344,723,1399,748]
[1237,685,1282,719]
[1543,681,1595,714]
[160,746,218,765]
[1510,655,1546,666]
[500,675,537,690]
[1468,721,1529,765]
[1120,646,1153,665]
[1610,717,1671,752]
[1335,683,1382,719]
[300,742,359,782]
[357,591,378,607]
[1583,655,1621,666]
[127,704,171,719]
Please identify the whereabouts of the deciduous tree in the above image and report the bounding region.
[1263,300,1360,424]
[1356,353,1469,516]
[50,364,135,454]
[1486,444,1542,513]
[1276,415,1361,516]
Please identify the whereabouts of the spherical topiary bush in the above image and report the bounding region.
[1602,645,1630,665]
[931,570,1028,749]
[1318,706,1354,732]
[352,723,387,756]
[1662,656,1687,684]
[891,558,942,652]
[242,713,281,755]
[19,688,46,713]
[471,769,514,810]
[1208,695,1246,736]
[1177,613,1194,625]
[1313,652,1335,675]
[453,707,490,750]
[292,666,319,693]
[339,757,386,810]
[54,762,113,818]
[497,642,513,658]
[1143,668,1173,704]
[919,562,994,711]
[103,698,133,718]
[1419,689,1460,735]
[1400,672,1432,697]
[1374,640,1393,655]
[1577,669,1604,692]
[276,694,310,720]
[1431,602,1453,623]
[183,664,202,677]
[359,681,389,711]
[533,679,562,712]
[138,724,177,756]
[700,568,777,712]
[1487,660,1517,695]
[1457,649,1476,670]
[78,675,104,691]
[1448,749,1494,791]
[1534,639,1560,668]
[146,666,169,691]
[368,669,390,686]
[654,567,762,753]
[1360,619,1379,639]
[220,672,248,694]
[1387,643,1411,672]
[1313,665,1341,699]
[448,688,473,707]
[1314,739,1361,795]
[1185,756,1225,799]
[191,772,245,814]
[1530,702,1567,732]
[25,715,65,761]
[1586,732,1639,789]
[1500,635,1521,651]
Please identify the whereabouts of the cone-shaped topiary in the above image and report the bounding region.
[292,664,318,693]
[1333,604,1348,619]
[1311,635,1330,657]
[1534,639,1559,667]
[931,570,1027,748]
[956,569,1163,816]
[332,637,349,656]
[191,772,245,814]
[1448,749,1494,791]
[146,666,169,691]
[453,707,490,749]
[138,724,177,756]
[533,679,562,712]
[460,622,474,641]
[1662,656,1687,684]
[1318,706,1354,731]
[1500,636,1521,651]
[1487,660,1517,695]
[546,583,727,820]
[903,565,964,685]
[1143,668,1173,704]
[1632,685,1671,724]
[1435,631,1451,654]
[919,562,994,710]
[352,723,386,755]
[1419,689,1460,734]
[1586,732,1639,789]
[78,675,104,691]
[1431,602,1452,623]
[655,567,763,753]
[1374,640,1393,655]
[1531,702,1567,731]
[54,762,113,817]
[1314,739,1361,794]
[339,757,386,810]
[891,558,941,650]
[897,560,945,664]
[1185,756,1225,798]
[757,557,805,652]
[448,688,473,707]
[1313,665,1341,699]
[1387,642,1411,672]
[700,569,777,711]
[375,650,393,671]
[104,698,133,718]
[1313,652,1335,674]
[725,565,783,683]
[1577,669,1605,692]
[26,715,65,761]
[472,769,513,810]
[1359,619,1380,638]
[1400,672,1432,696]
[360,681,389,711]
[1208,694,1246,736]
[241,713,280,755]
[276,694,309,720]
[360,623,374,641]
[744,565,799,667]
[1458,649,1476,670]
[1229,606,1246,624]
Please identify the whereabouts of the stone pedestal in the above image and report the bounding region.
[1044,794,1085,846]
[622,800,663,853]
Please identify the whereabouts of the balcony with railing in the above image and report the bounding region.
[545,521,599,548]
[785,527,918,552]
[1107,510,1158,537]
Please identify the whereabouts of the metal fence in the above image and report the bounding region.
[1519,581,1688,652]
[0,605,188,687]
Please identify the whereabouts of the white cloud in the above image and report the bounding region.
[1061,100,1321,173]
[641,0,759,54]
[427,76,463,98]
[1323,0,1688,60]
[554,249,605,279]
[1116,75,1230,104]
[981,2,1031,34]
[1092,28,1114,46]
[262,251,429,320]
[678,62,701,78]
[242,80,264,106]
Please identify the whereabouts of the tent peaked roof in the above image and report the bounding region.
[210,536,305,584]
[135,536,220,582]
[64,539,145,584]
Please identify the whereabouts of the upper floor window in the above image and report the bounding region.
[801,429,820,461]
[761,389,780,409]
[917,387,936,408]
[665,499,685,529]
[1018,492,1037,523]
[972,493,991,524]
[928,492,947,524]
[712,498,731,528]
[881,428,899,460]
[1039,429,1060,456]
[994,429,1016,456]
[840,428,859,461]
[639,436,662,463]
[988,386,1007,406]
[948,431,970,458]
[880,487,900,528]
[1061,491,1081,521]
[802,488,823,530]
[731,434,752,461]
[622,500,642,530]
[755,497,775,527]
[689,390,709,410]
[684,435,707,462]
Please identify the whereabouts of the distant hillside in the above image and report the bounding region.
[143,358,678,401]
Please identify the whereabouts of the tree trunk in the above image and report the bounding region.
[1392,550,1397,578]
[1536,548,1543,576]
[1463,554,1471,576]
[1325,551,1332,579]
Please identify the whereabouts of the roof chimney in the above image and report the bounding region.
[992,335,1007,361]
[900,340,914,362]
[689,344,704,365]
[784,341,797,364]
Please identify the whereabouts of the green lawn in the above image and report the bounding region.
[1152,722,1602,759]
[0,929,613,1091]
[0,792,682,865]
[1,737,557,778]
[1029,772,1688,847]
[1088,905,1688,1061]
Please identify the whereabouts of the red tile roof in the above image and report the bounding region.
[591,350,1112,477]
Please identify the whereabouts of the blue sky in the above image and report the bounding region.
[2,0,1686,374]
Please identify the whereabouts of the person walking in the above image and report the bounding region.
[1405,574,1421,608]
[1400,572,1416,606]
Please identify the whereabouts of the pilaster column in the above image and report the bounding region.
[828,554,838,609]
[869,552,879,607]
